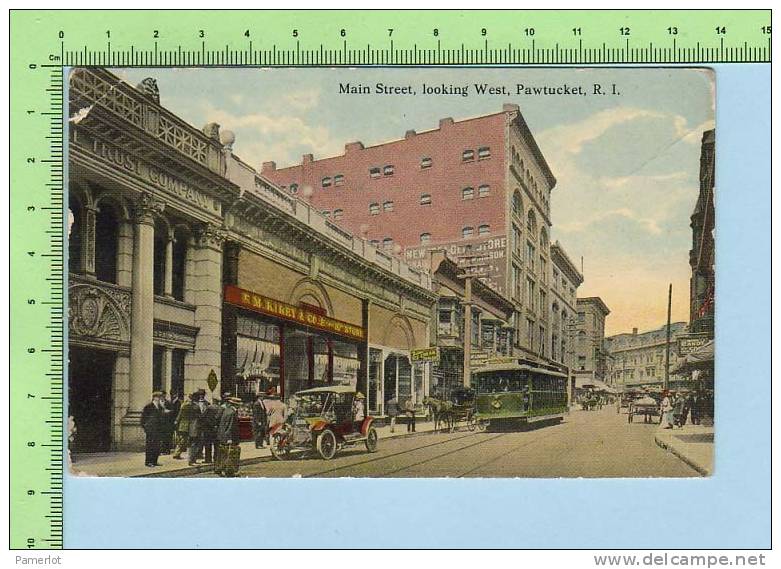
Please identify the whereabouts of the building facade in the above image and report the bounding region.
[67,68,435,452]
[549,241,584,376]
[606,323,688,388]
[573,297,611,384]
[424,250,514,396]
[689,129,715,337]
[262,104,562,365]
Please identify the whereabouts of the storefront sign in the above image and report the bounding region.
[678,334,710,355]
[411,346,439,362]
[224,285,365,341]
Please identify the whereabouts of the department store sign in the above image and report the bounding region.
[224,285,365,341]
[72,130,220,214]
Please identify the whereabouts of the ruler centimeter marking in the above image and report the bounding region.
[9,9,771,550]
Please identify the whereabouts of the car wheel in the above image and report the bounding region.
[365,427,378,453]
[270,433,290,460]
[317,429,337,460]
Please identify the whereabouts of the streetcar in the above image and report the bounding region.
[471,361,568,428]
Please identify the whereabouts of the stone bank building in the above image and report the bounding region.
[67,69,435,452]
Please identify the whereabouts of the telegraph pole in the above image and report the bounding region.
[663,283,672,391]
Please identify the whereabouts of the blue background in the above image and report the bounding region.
[63,64,771,549]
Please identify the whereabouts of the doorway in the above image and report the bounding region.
[68,347,115,452]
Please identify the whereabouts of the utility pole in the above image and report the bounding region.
[462,275,473,388]
[664,283,672,391]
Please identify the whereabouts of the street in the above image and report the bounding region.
[189,406,699,478]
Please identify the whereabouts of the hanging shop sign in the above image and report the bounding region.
[678,334,710,356]
[411,346,439,363]
[224,285,365,341]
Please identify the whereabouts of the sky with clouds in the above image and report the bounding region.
[115,67,714,336]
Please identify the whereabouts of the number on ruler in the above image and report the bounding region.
[715,26,726,35]
[620,27,630,36]
[667,26,678,35]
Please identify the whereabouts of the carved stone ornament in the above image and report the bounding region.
[195,223,226,249]
[202,122,221,141]
[136,77,160,104]
[132,192,165,225]
[69,282,131,344]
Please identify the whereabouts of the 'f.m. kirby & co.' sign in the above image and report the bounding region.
[224,285,365,341]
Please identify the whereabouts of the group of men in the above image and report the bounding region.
[660,390,703,429]
[140,389,243,476]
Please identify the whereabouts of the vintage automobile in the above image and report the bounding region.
[268,385,378,460]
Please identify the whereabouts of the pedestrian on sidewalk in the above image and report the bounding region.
[679,392,692,427]
[672,392,685,428]
[216,396,242,477]
[141,391,167,467]
[660,390,674,429]
[188,393,206,465]
[264,388,287,433]
[163,392,182,455]
[251,393,268,449]
[386,396,400,433]
[404,398,416,433]
[690,392,701,425]
[200,398,219,464]
[173,393,197,459]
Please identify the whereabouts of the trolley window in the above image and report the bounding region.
[473,370,528,393]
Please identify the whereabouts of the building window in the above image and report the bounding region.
[334,174,345,186]
[420,233,431,245]
[527,278,535,310]
[289,183,299,194]
[153,221,167,296]
[578,312,585,323]
[513,190,523,218]
[421,157,432,169]
[370,240,379,247]
[478,184,490,197]
[171,228,188,302]
[321,176,332,188]
[539,325,546,356]
[527,318,535,347]
[322,210,331,218]
[512,225,522,256]
[420,193,432,206]
[94,202,119,284]
[478,146,491,159]
[369,167,381,179]
[369,203,380,215]
[527,209,537,234]
[383,201,394,212]
[333,209,343,220]
[539,290,547,314]
[526,241,536,270]
[513,265,522,300]
[382,238,394,250]
[383,165,394,176]
[462,149,475,162]
[462,187,474,200]
[540,257,547,282]
[478,224,490,236]
[462,226,474,239]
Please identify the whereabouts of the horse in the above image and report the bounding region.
[423,397,454,432]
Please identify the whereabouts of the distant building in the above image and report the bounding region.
[573,297,611,384]
[606,323,688,387]
[549,242,584,375]
[689,129,715,336]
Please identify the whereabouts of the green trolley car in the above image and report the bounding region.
[471,362,568,428]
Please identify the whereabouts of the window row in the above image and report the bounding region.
[461,224,491,239]
[462,146,491,162]
[320,174,346,188]
[369,165,395,178]
[368,201,395,215]
[462,185,491,200]
[321,208,344,221]
[369,237,395,251]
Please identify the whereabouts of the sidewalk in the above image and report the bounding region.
[654,423,714,476]
[70,419,440,478]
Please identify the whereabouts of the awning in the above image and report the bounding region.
[672,340,714,373]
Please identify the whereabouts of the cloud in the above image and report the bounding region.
[283,87,321,112]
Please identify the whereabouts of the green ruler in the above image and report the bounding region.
[8,8,771,550]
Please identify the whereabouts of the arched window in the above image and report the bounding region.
[478,184,490,198]
[420,194,432,206]
[369,203,379,215]
[382,237,394,250]
[527,209,537,235]
[333,209,343,220]
[512,190,523,218]
[94,202,119,284]
[462,226,474,239]
[462,187,474,200]
[289,183,299,194]
[420,233,431,245]
[478,224,490,236]
[383,201,394,212]
[540,226,549,249]
[68,195,82,273]
[321,176,332,188]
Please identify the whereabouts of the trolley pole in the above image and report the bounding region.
[663,283,672,391]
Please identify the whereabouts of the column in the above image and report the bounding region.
[184,223,224,398]
[462,277,472,388]
[162,347,173,395]
[81,205,97,277]
[124,193,164,446]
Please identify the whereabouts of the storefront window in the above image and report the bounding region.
[414,364,426,406]
[384,353,412,408]
[235,315,281,398]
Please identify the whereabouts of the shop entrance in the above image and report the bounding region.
[383,353,412,407]
[68,347,115,453]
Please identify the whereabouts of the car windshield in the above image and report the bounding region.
[292,392,332,418]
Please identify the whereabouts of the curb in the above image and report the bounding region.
[654,433,710,476]
[136,427,445,478]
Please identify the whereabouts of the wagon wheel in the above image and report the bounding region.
[365,426,378,453]
[467,413,477,432]
[270,432,291,460]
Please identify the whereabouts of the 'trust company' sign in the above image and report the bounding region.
[224,285,365,341]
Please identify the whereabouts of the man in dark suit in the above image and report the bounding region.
[141,391,168,467]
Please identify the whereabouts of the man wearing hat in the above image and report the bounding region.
[172,393,198,460]
[215,397,243,477]
[141,391,168,467]
[353,392,366,422]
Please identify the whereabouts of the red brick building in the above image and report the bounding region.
[262,104,563,363]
